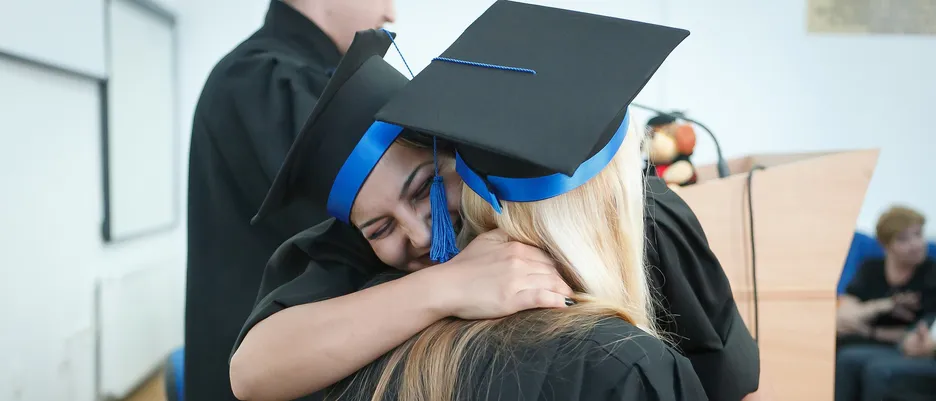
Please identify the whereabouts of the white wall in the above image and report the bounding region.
[99,0,271,397]
[0,58,101,401]
[0,0,107,78]
[0,54,186,401]
[660,0,936,237]
[97,0,271,397]
[0,0,265,399]
[0,5,187,400]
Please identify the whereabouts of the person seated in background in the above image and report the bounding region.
[835,205,936,401]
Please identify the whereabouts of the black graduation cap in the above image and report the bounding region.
[375,0,689,208]
[252,29,409,224]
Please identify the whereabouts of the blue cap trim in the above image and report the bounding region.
[327,121,404,223]
[456,109,630,212]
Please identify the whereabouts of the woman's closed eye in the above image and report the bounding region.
[367,219,395,240]
[365,177,433,241]
[413,177,432,200]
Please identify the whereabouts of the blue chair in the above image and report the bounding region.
[837,233,885,295]
[165,346,184,401]
[837,232,936,295]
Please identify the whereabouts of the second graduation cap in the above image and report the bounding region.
[375,0,689,211]
[253,29,409,225]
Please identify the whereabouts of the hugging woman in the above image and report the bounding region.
[230,2,758,400]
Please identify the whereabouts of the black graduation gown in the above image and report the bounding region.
[185,2,341,400]
[233,176,758,401]
[644,177,760,400]
[448,321,709,401]
[241,261,708,401]
[314,271,708,401]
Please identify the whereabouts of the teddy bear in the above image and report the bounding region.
[645,114,698,188]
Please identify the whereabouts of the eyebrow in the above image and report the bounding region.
[399,161,434,200]
[357,160,434,230]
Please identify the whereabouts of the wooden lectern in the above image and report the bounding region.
[676,150,879,401]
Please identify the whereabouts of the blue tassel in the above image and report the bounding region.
[429,140,459,263]
[380,29,459,262]
[429,176,459,262]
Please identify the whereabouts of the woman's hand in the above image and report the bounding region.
[419,229,574,320]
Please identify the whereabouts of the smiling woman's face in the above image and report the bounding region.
[350,140,462,272]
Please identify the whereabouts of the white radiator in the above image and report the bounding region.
[96,253,184,399]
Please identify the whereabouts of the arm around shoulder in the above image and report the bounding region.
[231,227,580,400]
[229,264,450,401]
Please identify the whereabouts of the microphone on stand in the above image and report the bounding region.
[630,102,731,179]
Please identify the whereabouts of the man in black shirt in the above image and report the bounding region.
[185,1,395,400]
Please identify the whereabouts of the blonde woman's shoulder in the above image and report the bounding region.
[556,318,710,400]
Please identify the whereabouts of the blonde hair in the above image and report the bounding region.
[876,205,926,246]
[329,118,654,401]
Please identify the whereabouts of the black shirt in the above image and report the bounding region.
[185,2,341,401]
[234,177,758,400]
[844,258,936,329]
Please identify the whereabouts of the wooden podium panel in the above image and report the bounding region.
[678,150,879,401]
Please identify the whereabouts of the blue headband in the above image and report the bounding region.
[326,121,404,223]
[457,109,630,213]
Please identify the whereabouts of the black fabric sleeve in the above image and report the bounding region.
[231,259,358,356]
[844,260,877,301]
[919,261,936,317]
[208,54,331,237]
[608,350,708,401]
[578,320,709,401]
[225,54,327,186]
[645,177,759,401]
[228,258,373,401]
[230,220,387,359]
